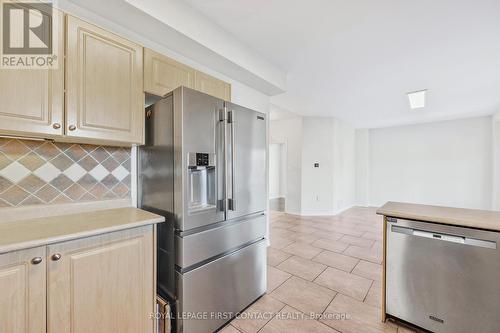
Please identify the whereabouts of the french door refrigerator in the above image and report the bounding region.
[138,87,267,333]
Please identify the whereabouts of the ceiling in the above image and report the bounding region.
[183,0,500,128]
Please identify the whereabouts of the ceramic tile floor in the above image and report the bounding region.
[219,207,416,333]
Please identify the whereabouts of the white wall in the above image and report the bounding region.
[492,112,500,210]
[269,143,286,199]
[300,118,335,214]
[270,117,303,215]
[368,116,493,209]
[332,119,356,213]
[270,116,356,215]
[355,129,370,206]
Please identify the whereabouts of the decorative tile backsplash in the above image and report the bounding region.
[0,138,131,207]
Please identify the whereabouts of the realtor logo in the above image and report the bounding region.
[1,0,59,69]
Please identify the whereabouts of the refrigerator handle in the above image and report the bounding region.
[227,110,236,211]
[220,108,227,213]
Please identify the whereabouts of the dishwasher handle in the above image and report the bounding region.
[391,225,497,249]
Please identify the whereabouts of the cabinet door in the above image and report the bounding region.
[195,71,231,101]
[47,226,154,333]
[0,247,46,333]
[66,15,144,144]
[0,10,64,138]
[144,48,195,96]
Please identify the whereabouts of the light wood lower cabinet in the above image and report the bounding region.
[0,227,155,333]
[48,226,154,333]
[0,247,46,333]
[65,15,144,145]
[0,10,64,139]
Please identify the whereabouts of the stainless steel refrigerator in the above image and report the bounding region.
[138,87,267,333]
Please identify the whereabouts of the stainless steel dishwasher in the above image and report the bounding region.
[386,217,500,333]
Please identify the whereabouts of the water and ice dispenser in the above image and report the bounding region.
[187,152,216,214]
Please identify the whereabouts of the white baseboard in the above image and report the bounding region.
[283,205,356,217]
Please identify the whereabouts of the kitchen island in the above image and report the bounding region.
[377,202,500,333]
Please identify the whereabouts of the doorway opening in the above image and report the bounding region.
[269,143,286,212]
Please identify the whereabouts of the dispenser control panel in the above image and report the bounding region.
[196,153,210,166]
[188,152,215,168]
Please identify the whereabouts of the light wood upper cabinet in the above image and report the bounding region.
[0,10,64,139]
[65,15,144,145]
[195,71,231,101]
[0,247,46,333]
[144,48,195,96]
[144,48,231,101]
[47,226,154,333]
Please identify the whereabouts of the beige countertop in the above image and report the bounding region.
[0,207,165,254]
[377,201,500,232]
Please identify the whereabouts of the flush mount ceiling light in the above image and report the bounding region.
[407,90,427,109]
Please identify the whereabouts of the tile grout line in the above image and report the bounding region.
[362,279,375,303]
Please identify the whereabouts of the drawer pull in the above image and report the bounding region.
[51,253,62,261]
[31,257,43,265]
[52,123,61,129]
[68,125,76,131]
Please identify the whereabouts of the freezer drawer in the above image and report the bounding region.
[175,213,266,269]
[386,218,500,333]
[176,239,267,333]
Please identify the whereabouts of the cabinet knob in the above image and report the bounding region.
[52,123,61,129]
[68,125,76,131]
[31,257,43,265]
[51,253,62,261]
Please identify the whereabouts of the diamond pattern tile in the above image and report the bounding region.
[0,161,31,183]
[121,174,131,187]
[0,139,131,207]
[64,164,86,182]
[34,163,61,183]
[89,183,108,200]
[64,183,86,200]
[122,158,131,172]
[0,153,12,169]
[35,184,60,203]
[77,174,98,191]
[18,152,45,171]
[90,147,110,163]
[0,140,30,159]
[102,157,119,172]
[0,138,10,147]
[0,176,13,193]
[51,153,74,171]
[66,144,87,162]
[112,148,130,164]
[22,195,43,205]
[0,185,30,205]
[78,155,98,171]
[18,175,45,193]
[112,182,129,197]
[50,174,74,192]
[35,142,61,161]
[89,164,109,182]
[112,165,129,181]
[102,174,119,189]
